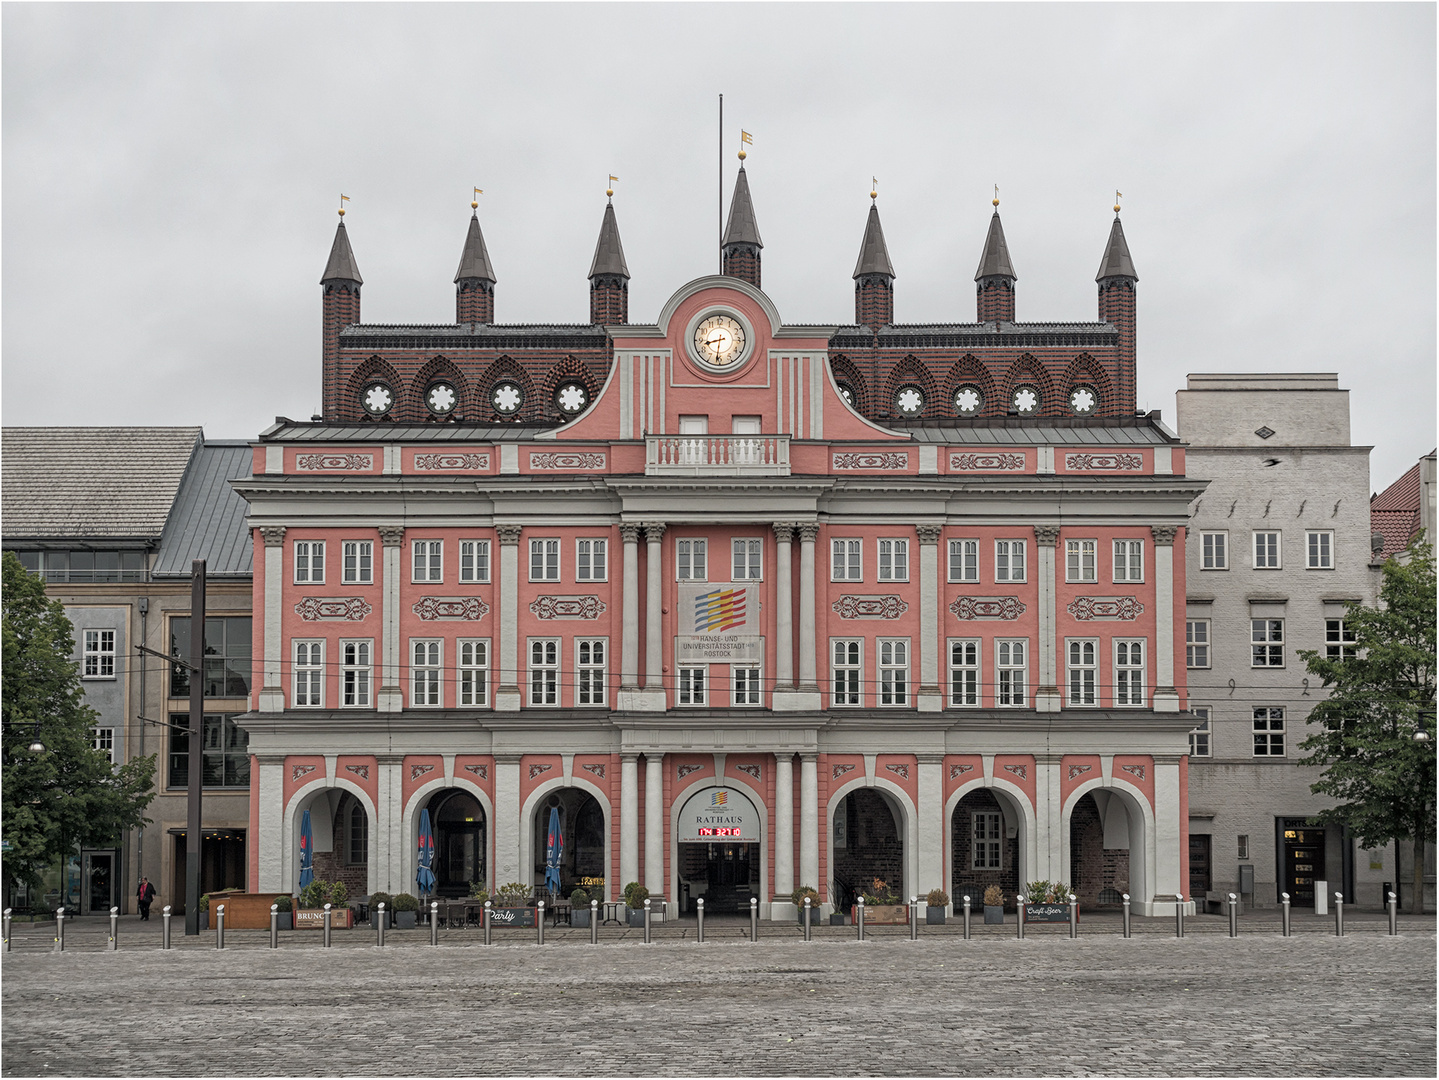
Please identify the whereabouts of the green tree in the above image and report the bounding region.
[1298,535,1436,911]
[2,552,157,898]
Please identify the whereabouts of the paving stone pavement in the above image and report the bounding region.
[2,917,1434,1078]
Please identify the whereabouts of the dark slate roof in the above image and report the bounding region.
[1,427,201,540]
[903,420,1175,445]
[722,167,763,248]
[321,220,363,284]
[1095,216,1138,281]
[852,202,896,279]
[339,323,610,350]
[587,201,630,279]
[259,420,559,442]
[152,442,254,578]
[454,213,497,284]
[974,211,1016,280]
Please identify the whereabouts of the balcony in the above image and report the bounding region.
[645,434,790,476]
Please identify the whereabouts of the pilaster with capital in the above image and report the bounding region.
[258,527,287,713]
[377,525,405,713]
[620,524,642,692]
[773,752,795,898]
[773,523,795,691]
[494,525,523,710]
[619,754,639,893]
[1150,524,1180,711]
[915,524,944,712]
[644,524,665,690]
[799,754,820,896]
[1032,524,1062,712]
[644,753,664,894]
[796,524,819,691]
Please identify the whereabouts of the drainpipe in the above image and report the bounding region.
[136,597,148,913]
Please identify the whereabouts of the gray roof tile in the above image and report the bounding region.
[1096,216,1138,280]
[974,212,1017,280]
[852,202,896,279]
[454,213,497,284]
[722,167,763,248]
[153,442,254,578]
[587,201,630,279]
[321,220,363,284]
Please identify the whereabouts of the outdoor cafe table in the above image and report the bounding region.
[441,899,487,929]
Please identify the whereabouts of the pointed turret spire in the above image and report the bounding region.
[974,211,1016,281]
[974,199,1016,322]
[588,200,630,279]
[455,209,496,324]
[1095,215,1138,282]
[853,192,895,328]
[722,166,763,287]
[588,196,630,324]
[320,210,362,421]
[1096,206,1138,414]
[321,219,363,285]
[454,212,497,285]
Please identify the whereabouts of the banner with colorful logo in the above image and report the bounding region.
[676,583,762,662]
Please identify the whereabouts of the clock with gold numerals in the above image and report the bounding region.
[692,313,747,367]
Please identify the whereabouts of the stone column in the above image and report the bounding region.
[644,524,666,690]
[1153,755,1184,912]
[915,524,944,712]
[258,527,286,713]
[1033,525,1061,712]
[256,755,285,889]
[377,525,405,713]
[618,524,642,705]
[773,752,795,899]
[493,754,522,885]
[619,754,640,892]
[799,754,819,895]
[1150,525,1180,712]
[1034,754,1062,881]
[772,523,795,689]
[494,525,523,711]
[796,525,820,698]
[916,753,944,901]
[376,754,403,893]
[644,754,665,896]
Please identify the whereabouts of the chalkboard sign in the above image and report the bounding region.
[1023,903,1074,923]
[487,906,537,927]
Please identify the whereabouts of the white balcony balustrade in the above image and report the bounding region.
[646,434,790,476]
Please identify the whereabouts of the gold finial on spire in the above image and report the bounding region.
[472,186,482,210]
[338,193,350,217]
[607,174,618,199]
[738,129,752,161]
[1114,189,1122,215]
[871,176,878,200]
[992,184,999,209]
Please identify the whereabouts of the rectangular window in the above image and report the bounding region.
[996,639,1027,707]
[411,540,442,583]
[1201,531,1228,570]
[879,539,910,582]
[1253,707,1285,756]
[972,811,1002,870]
[731,538,762,580]
[529,539,560,581]
[1238,834,1250,860]
[459,540,491,583]
[1114,638,1145,706]
[458,639,489,707]
[949,639,980,707]
[995,540,1027,583]
[342,540,373,584]
[294,540,324,583]
[576,638,607,707]
[878,639,908,706]
[1325,618,1357,660]
[831,539,862,581]
[676,539,707,581]
[340,640,372,707]
[529,639,559,705]
[1067,639,1097,706]
[1066,539,1098,582]
[411,639,442,707]
[1113,540,1144,583]
[167,713,250,788]
[293,640,323,707]
[1186,620,1211,669]
[1251,619,1284,667]
[1189,706,1211,758]
[93,727,115,764]
[1306,530,1334,570]
[732,666,761,707]
[348,804,368,865]
[83,629,116,678]
[576,539,608,582]
[1253,531,1281,570]
[677,666,707,706]
[832,639,862,707]
[170,617,252,698]
[947,539,978,583]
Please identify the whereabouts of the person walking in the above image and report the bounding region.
[137,876,156,921]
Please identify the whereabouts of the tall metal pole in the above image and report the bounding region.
[719,93,723,274]
[185,560,206,935]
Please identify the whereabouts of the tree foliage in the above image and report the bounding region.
[1,552,157,891]
[1298,536,1436,907]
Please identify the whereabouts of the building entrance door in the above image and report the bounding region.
[682,842,757,913]
[1282,823,1325,909]
[81,850,115,915]
[1188,835,1212,900]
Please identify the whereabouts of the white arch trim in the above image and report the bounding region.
[943,777,1039,904]
[517,774,613,897]
[1059,776,1156,912]
[400,775,494,898]
[281,777,377,896]
[668,775,769,915]
[826,775,919,905]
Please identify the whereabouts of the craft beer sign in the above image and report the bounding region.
[675,583,762,663]
[677,786,761,842]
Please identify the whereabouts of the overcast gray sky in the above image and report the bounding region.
[3,2,1433,489]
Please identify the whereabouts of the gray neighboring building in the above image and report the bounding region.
[1176,375,1384,910]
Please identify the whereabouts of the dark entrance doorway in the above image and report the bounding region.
[170,830,246,914]
[427,789,487,898]
[530,788,606,894]
[1282,820,1325,909]
[833,788,904,912]
[1189,834,1212,900]
[81,850,115,915]
[678,842,757,913]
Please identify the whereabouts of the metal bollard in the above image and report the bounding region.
[750,896,759,942]
[1334,892,1344,937]
[216,904,226,949]
[1068,895,1078,939]
[54,906,65,953]
[483,901,493,946]
[696,897,705,943]
[590,899,598,945]
[270,904,279,949]
[430,902,439,946]
[322,903,332,948]
[856,897,865,941]
[1174,893,1184,938]
[804,897,813,941]
[1227,893,1239,938]
[3,907,11,953]
[643,898,652,944]
[1016,898,1025,939]
[1280,892,1292,937]
[1387,891,1398,935]
[962,896,972,940]
[109,906,120,951]
[1122,893,1132,938]
[162,905,172,949]
[909,897,918,940]
[376,903,386,947]
[537,901,545,946]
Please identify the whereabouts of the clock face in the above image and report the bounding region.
[693,314,747,367]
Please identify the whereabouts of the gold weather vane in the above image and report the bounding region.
[339,193,350,217]
[871,177,878,200]
[739,129,752,161]
[607,175,618,198]
[472,187,483,210]
[1114,190,1123,215]
[993,184,999,209]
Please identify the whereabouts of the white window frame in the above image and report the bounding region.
[995,539,1027,583]
[1066,539,1098,583]
[879,538,910,582]
[947,539,978,583]
[1189,706,1211,758]
[949,638,980,707]
[294,540,325,584]
[576,539,608,583]
[831,538,862,582]
[82,629,116,679]
[342,540,373,585]
[459,539,491,583]
[878,638,909,707]
[92,726,115,764]
[1251,618,1284,668]
[995,638,1027,707]
[576,638,607,707]
[1200,531,1228,571]
[1253,707,1286,756]
[410,638,442,707]
[339,639,372,707]
[293,639,324,707]
[676,538,707,581]
[1066,638,1098,707]
[1325,618,1357,661]
[677,665,707,706]
[731,538,762,581]
[1186,619,1211,669]
[1252,531,1281,570]
[1306,530,1334,570]
[732,665,762,707]
[411,540,443,583]
[529,539,560,582]
[528,638,559,706]
[1112,539,1144,583]
[457,639,489,707]
[831,639,862,707]
[972,811,1002,870]
[1114,638,1145,707]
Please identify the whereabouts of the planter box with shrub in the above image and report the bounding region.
[391,893,420,929]
[925,890,949,925]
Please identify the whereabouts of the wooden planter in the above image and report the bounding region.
[207,893,292,930]
[296,907,354,929]
[852,904,908,925]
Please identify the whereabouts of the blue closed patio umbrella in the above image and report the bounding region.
[298,808,314,889]
[416,808,437,896]
[544,807,563,896]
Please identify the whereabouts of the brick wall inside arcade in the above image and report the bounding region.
[832,788,904,908]
[1068,793,1130,907]
[950,789,1021,906]
[308,793,369,899]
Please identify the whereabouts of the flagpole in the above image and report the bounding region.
[718,93,723,274]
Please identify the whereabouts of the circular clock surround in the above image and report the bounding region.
[362,382,394,416]
[425,381,458,416]
[684,307,755,372]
